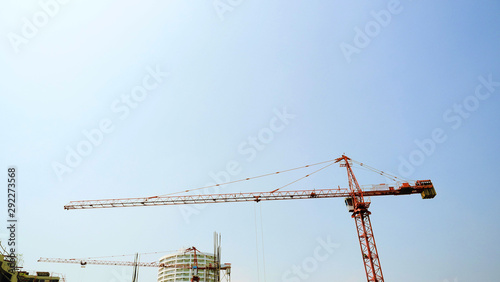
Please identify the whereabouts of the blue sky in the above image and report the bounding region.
[1,0,499,281]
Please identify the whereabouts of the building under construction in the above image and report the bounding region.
[39,233,230,282]
[0,254,60,282]
[158,233,230,282]
[157,250,216,282]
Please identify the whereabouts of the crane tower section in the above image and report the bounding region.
[336,155,383,282]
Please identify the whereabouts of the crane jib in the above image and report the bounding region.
[64,181,435,210]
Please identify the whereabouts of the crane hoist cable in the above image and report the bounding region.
[350,158,412,182]
[156,159,337,197]
[269,161,337,193]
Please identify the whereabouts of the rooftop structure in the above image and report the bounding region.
[0,254,61,282]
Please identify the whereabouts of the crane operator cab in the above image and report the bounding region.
[345,197,354,213]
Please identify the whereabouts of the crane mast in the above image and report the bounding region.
[336,155,383,282]
[185,247,200,282]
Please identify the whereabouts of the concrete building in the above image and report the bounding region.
[157,249,216,282]
[0,254,61,282]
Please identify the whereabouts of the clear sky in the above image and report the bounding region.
[1,0,499,281]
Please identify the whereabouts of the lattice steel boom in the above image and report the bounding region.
[64,184,434,210]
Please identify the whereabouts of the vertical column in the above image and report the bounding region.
[354,211,384,282]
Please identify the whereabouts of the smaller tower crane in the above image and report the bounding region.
[39,248,232,282]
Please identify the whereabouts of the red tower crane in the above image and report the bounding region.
[64,155,436,282]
